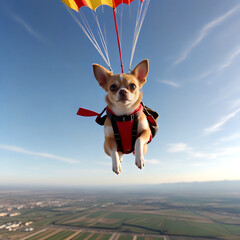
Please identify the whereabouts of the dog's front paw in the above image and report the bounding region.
[112,161,122,175]
[135,157,145,169]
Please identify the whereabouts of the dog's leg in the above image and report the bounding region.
[111,150,122,174]
[104,119,122,174]
[104,138,121,175]
[118,152,123,162]
[135,130,151,169]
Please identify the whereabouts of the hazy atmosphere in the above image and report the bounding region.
[1,0,240,186]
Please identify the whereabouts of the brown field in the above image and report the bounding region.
[0,183,240,240]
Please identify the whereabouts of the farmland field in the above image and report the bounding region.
[0,181,240,240]
[56,207,240,238]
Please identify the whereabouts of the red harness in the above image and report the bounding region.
[77,103,156,154]
[106,104,152,154]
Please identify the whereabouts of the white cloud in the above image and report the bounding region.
[145,159,161,165]
[198,46,240,80]
[174,4,240,65]
[207,146,240,160]
[204,108,240,135]
[12,15,45,42]
[219,46,240,71]
[167,143,192,153]
[167,142,240,160]
[0,144,79,164]
[219,133,240,142]
[97,161,111,166]
[160,80,179,88]
[188,151,207,159]
[167,143,210,159]
[197,70,214,80]
[191,162,204,167]
[229,98,240,110]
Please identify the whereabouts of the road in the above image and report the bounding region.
[51,223,169,240]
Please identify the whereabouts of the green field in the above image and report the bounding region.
[72,232,92,240]
[26,229,55,240]
[0,185,240,240]
[118,235,134,240]
[56,206,240,238]
[24,229,167,240]
[45,230,74,240]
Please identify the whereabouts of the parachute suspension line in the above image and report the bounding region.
[129,0,132,19]
[91,10,111,70]
[64,4,111,70]
[129,0,150,72]
[78,10,111,69]
[113,7,124,73]
[133,1,142,60]
[119,1,124,45]
[128,0,142,72]
[101,5,112,71]
[79,9,111,69]
[79,10,100,51]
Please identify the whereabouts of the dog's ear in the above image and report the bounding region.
[131,59,149,87]
[93,64,112,90]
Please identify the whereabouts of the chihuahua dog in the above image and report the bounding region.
[93,59,151,174]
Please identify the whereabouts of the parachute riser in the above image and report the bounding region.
[113,7,124,73]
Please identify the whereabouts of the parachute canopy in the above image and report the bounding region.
[61,0,144,11]
[60,0,150,73]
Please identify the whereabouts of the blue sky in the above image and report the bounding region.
[1,0,240,186]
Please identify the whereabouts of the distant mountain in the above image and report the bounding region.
[106,180,240,194]
[154,180,240,193]
[0,180,240,194]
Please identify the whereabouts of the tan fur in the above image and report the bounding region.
[93,59,150,174]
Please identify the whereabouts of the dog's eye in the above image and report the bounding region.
[110,84,117,92]
[129,83,136,91]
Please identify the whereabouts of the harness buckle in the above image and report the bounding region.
[114,132,121,141]
[132,129,138,137]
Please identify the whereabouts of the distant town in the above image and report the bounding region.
[0,198,72,233]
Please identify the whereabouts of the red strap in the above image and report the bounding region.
[77,108,99,117]
[147,115,157,126]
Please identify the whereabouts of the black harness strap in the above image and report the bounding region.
[108,111,140,154]
[131,115,139,153]
[95,103,158,154]
[95,107,107,126]
[110,116,125,153]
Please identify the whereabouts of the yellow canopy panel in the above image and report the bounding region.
[61,0,115,11]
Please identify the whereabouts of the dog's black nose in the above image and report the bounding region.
[119,89,127,96]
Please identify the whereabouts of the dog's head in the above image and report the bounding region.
[93,60,149,114]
